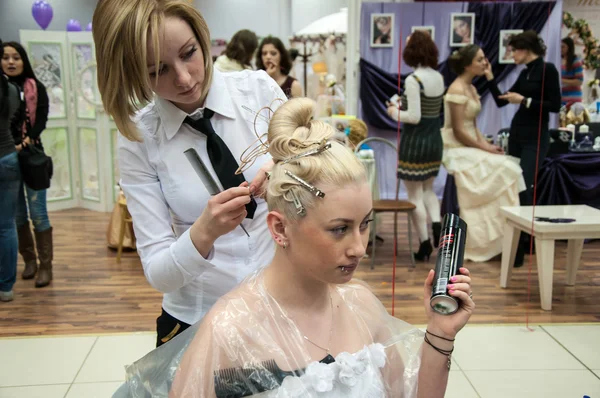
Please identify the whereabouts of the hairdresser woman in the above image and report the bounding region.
[484,30,561,267]
[92,0,282,346]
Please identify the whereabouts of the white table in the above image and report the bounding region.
[500,205,600,310]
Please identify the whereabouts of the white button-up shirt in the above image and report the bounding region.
[118,69,285,325]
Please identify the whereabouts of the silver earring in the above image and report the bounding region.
[283,242,287,249]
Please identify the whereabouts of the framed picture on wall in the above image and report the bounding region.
[450,13,475,47]
[28,42,67,119]
[499,29,523,64]
[411,26,435,41]
[370,13,394,48]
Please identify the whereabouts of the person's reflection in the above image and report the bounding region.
[373,16,392,45]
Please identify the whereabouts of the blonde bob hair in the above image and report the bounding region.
[92,0,213,141]
[265,98,368,221]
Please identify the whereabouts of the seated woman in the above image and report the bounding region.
[119,98,474,397]
[442,45,525,262]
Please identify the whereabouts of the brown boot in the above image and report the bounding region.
[34,227,53,288]
[17,224,38,280]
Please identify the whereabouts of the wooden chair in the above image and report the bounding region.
[116,195,135,263]
[355,137,416,269]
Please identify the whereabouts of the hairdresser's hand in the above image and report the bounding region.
[15,144,23,153]
[23,136,32,146]
[190,182,251,258]
[423,267,474,340]
[249,159,274,198]
[484,59,494,81]
[498,92,524,104]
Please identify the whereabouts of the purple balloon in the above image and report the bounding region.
[86,22,92,32]
[32,0,53,30]
[66,19,82,32]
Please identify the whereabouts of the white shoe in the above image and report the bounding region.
[0,291,14,302]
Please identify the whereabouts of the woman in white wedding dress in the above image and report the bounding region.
[116,98,474,398]
[442,45,525,262]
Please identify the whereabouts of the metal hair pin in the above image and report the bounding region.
[289,189,306,216]
[284,170,325,198]
[241,105,270,123]
[281,142,332,164]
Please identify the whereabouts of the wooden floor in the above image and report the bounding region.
[1,208,599,337]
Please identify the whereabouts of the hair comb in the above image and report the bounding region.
[214,354,335,397]
[214,359,298,397]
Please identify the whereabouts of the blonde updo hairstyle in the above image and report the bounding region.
[92,0,213,141]
[265,98,367,221]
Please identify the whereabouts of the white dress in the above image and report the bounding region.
[442,93,526,262]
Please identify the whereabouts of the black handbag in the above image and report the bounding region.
[18,142,53,191]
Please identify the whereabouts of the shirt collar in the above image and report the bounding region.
[156,68,236,141]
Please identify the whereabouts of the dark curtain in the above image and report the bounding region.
[467,1,556,96]
[441,153,600,216]
[360,1,556,130]
[359,59,409,130]
[536,153,600,208]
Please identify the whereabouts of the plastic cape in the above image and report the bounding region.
[116,270,424,397]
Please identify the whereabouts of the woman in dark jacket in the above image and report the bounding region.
[0,39,24,301]
[1,41,53,287]
[484,30,561,267]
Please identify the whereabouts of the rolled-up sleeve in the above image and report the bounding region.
[118,136,215,294]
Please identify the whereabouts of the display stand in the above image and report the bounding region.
[20,30,119,213]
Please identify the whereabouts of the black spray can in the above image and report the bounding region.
[430,213,468,315]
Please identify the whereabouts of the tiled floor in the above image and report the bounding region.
[0,325,598,398]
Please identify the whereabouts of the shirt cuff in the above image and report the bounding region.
[526,98,532,109]
[170,228,215,276]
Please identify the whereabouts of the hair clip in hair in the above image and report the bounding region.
[284,170,325,198]
[281,140,332,164]
[289,189,306,217]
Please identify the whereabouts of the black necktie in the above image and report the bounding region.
[184,109,256,219]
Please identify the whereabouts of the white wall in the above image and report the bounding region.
[194,0,292,40]
[291,0,348,33]
[0,0,97,42]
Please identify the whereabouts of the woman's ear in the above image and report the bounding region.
[266,210,288,248]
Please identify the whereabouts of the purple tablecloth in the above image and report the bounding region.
[441,152,600,216]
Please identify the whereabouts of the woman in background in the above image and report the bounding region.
[485,31,561,267]
[256,37,302,99]
[2,41,53,287]
[213,29,258,72]
[0,39,23,302]
[387,31,445,261]
[442,45,524,262]
[561,37,584,108]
